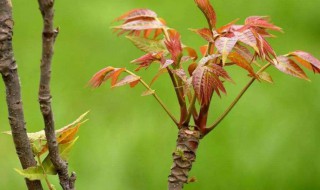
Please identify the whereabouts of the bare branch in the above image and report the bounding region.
[37,0,76,189]
[0,0,43,189]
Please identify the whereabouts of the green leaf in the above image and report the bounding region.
[126,35,166,53]
[14,167,45,181]
[141,89,155,96]
[258,72,273,83]
[60,136,79,160]
[42,137,79,175]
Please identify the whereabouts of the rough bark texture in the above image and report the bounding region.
[0,0,43,189]
[168,128,200,190]
[37,0,76,189]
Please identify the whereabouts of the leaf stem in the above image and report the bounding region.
[161,26,188,125]
[167,68,188,125]
[125,69,179,126]
[204,63,272,136]
[183,94,196,125]
[37,155,54,190]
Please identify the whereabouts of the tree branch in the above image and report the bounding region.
[37,0,76,189]
[0,1,43,189]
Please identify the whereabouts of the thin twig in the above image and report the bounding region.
[204,63,272,136]
[37,0,75,189]
[37,155,53,190]
[0,1,43,189]
[125,69,179,126]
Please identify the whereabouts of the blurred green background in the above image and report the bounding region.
[1,0,319,189]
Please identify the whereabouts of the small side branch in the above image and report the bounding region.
[37,0,75,189]
[0,1,43,189]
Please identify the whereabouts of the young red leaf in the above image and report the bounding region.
[252,27,276,38]
[172,68,188,82]
[153,28,163,39]
[209,63,233,83]
[253,31,276,61]
[200,45,208,56]
[188,62,198,76]
[216,18,240,34]
[234,29,259,53]
[228,52,256,77]
[245,16,282,32]
[233,44,255,63]
[190,28,214,43]
[274,56,309,80]
[192,66,215,105]
[215,36,238,64]
[114,19,164,31]
[113,75,141,87]
[165,30,183,63]
[288,51,320,73]
[89,67,115,88]
[110,68,126,85]
[161,59,174,69]
[198,54,221,66]
[130,79,140,88]
[192,64,231,105]
[115,9,157,22]
[131,52,163,71]
[194,0,217,29]
[183,46,198,61]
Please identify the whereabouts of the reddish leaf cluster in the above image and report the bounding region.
[192,62,232,105]
[192,4,320,93]
[90,1,319,132]
[164,30,183,64]
[274,51,320,80]
[89,66,140,88]
[131,52,165,71]
[113,9,165,39]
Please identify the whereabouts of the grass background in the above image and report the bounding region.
[0,0,319,189]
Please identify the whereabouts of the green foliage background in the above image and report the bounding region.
[0,0,319,189]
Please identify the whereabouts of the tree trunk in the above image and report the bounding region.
[168,128,201,190]
[0,0,43,189]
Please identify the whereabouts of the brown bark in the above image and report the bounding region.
[37,0,76,189]
[0,0,43,189]
[168,128,201,190]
